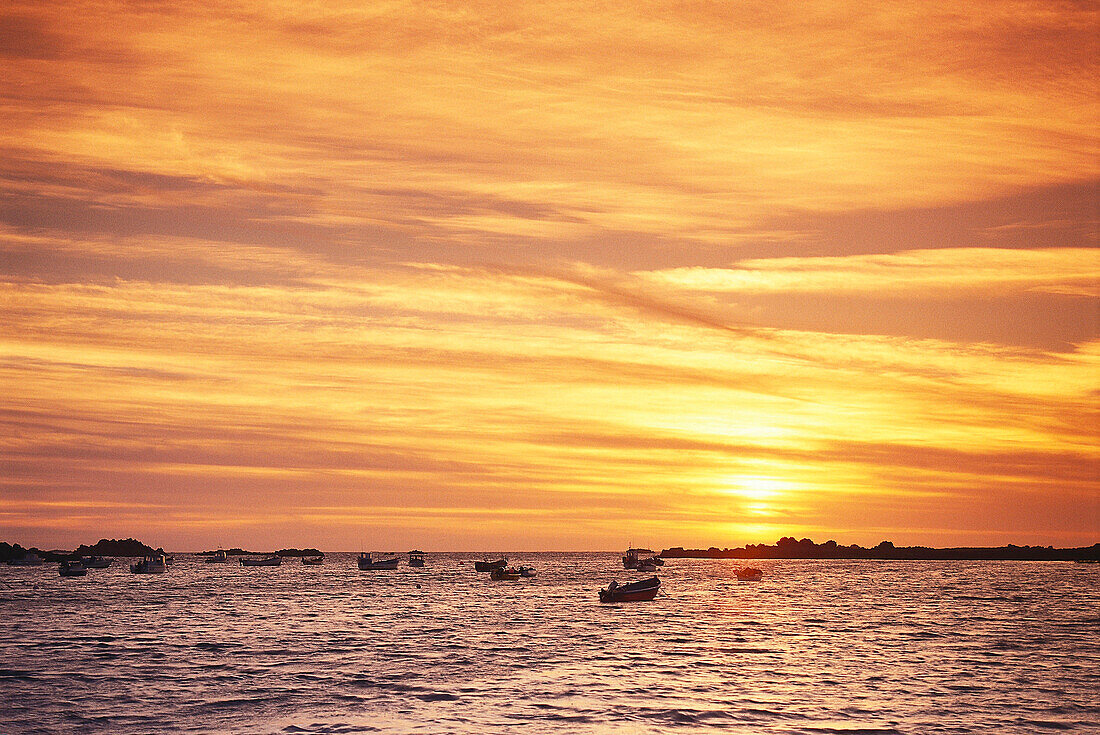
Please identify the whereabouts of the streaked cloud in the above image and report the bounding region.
[0,0,1096,549]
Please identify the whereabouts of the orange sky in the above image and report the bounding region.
[1,0,1097,551]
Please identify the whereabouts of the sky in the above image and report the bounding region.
[1,0,1097,551]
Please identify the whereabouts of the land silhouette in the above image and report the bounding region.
[661,537,1100,561]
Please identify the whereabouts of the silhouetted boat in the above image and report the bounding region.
[8,553,44,566]
[599,576,661,602]
[240,556,281,567]
[81,555,112,569]
[475,558,507,572]
[622,548,656,569]
[59,560,87,577]
[490,567,522,581]
[736,567,763,581]
[205,550,228,563]
[130,555,168,574]
[301,556,324,565]
[408,550,425,567]
[636,558,658,572]
[358,553,399,570]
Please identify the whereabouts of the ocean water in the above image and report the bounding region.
[1,553,1098,734]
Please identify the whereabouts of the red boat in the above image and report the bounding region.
[599,576,660,602]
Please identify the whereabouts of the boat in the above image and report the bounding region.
[636,558,658,572]
[518,565,537,578]
[736,567,763,581]
[475,558,507,572]
[599,576,661,602]
[301,555,324,565]
[240,556,282,567]
[358,553,399,570]
[490,567,522,581]
[204,550,228,563]
[408,550,425,567]
[59,560,87,577]
[130,555,168,574]
[81,555,112,569]
[8,552,45,566]
[621,548,655,570]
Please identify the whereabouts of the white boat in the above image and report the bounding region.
[240,556,281,567]
[59,560,87,577]
[81,555,112,569]
[204,550,228,563]
[358,553,399,570]
[301,556,324,565]
[130,555,168,574]
[9,552,45,566]
[518,566,537,578]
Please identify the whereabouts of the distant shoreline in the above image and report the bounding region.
[661,539,1100,562]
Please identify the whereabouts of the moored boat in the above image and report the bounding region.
[636,558,658,572]
[205,550,228,563]
[736,567,763,581]
[240,556,282,567]
[621,548,655,570]
[130,555,168,574]
[475,558,507,572]
[81,555,112,569]
[358,553,399,570]
[408,550,425,567]
[59,560,87,577]
[490,566,522,581]
[599,576,661,602]
[8,552,45,566]
[301,555,324,565]
[518,565,537,578]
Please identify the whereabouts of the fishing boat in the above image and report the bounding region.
[736,567,763,581]
[358,553,399,570]
[204,550,228,563]
[81,555,112,569]
[621,548,655,570]
[408,550,425,567]
[240,556,282,567]
[8,552,44,566]
[130,555,168,574]
[599,576,661,602]
[301,555,324,565]
[59,560,87,577]
[475,558,507,572]
[490,567,522,581]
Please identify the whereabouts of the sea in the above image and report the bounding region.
[2,553,1098,734]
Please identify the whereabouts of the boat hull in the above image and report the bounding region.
[475,559,507,572]
[490,568,522,580]
[599,576,661,603]
[736,567,763,581]
[81,556,112,569]
[358,557,399,570]
[240,557,282,567]
[59,562,87,577]
[301,557,324,565]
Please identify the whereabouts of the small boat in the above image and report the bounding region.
[518,566,537,578]
[599,576,661,602]
[358,553,399,570]
[636,558,658,572]
[490,567,522,581]
[205,550,228,563]
[621,548,655,570]
[81,555,112,569]
[59,560,87,577]
[475,558,507,572]
[408,550,425,568]
[736,567,763,581]
[240,556,281,567]
[130,555,168,574]
[8,552,45,566]
[301,556,324,565]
